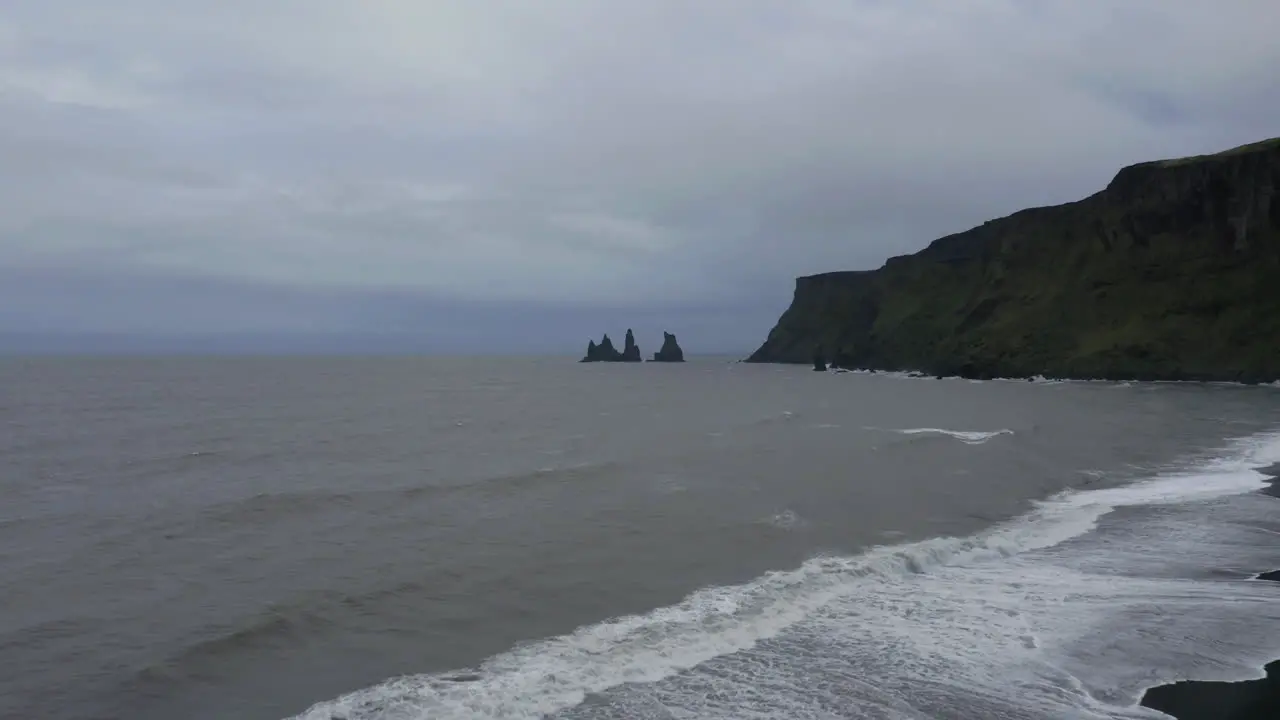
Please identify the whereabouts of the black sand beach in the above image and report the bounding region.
[1257,463,1280,498]
[1138,469,1280,720]
[1141,661,1280,720]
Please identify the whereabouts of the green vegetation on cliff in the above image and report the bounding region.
[747,138,1280,381]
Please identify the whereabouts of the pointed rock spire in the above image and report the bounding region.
[622,329,642,362]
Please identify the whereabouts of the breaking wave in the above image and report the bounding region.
[287,432,1280,720]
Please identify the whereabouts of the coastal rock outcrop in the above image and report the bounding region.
[651,332,685,362]
[581,330,642,362]
[746,137,1280,382]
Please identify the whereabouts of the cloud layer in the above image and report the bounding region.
[3,1,1278,348]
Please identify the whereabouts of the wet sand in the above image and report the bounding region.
[1138,468,1280,719]
[1257,462,1280,498]
[1140,660,1280,720]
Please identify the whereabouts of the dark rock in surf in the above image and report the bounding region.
[812,348,827,372]
[652,332,685,362]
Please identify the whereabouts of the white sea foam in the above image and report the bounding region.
[761,509,805,530]
[288,432,1280,720]
[890,427,1015,444]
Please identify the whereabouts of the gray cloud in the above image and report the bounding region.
[2,1,1278,350]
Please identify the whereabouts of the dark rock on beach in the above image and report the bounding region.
[651,332,685,362]
[1256,570,1280,582]
[1141,660,1280,720]
[745,137,1280,382]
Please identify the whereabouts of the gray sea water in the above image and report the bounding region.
[3,357,1280,720]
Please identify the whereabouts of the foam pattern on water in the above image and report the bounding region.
[289,433,1280,720]
[890,428,1016,444]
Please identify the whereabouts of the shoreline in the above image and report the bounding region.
[1258,463,1280,499]
[1141,661,1280,720]
[1138,466,1280,719]
[749,360,1280,386]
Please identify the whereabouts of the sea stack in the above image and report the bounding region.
[581,333,623,362]
[581,331,642,362]
[622,329,642,362]
[812,348,827,372]
[652,332,685,362]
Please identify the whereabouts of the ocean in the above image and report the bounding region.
[3,357,1279,719]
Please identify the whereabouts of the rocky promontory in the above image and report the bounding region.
[746,137,1280,382]
[652,332,685,362]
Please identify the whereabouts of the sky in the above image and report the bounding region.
[2,1,1278,354]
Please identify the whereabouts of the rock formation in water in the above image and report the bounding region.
[812,348,827,372]
[622,329,642,362]
[581,330,642,362]
[746,137,1280,382]
[651,332,685,362]
[581,334,620,362]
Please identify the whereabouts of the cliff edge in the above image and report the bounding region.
[746,137,1280,381]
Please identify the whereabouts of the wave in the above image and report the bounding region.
[745,409,799,427]
[286,431,1280,720]
[888,427,1015,444]
[137,605,337,685]
[0,617,93,654]
[151,459,626,535]
[760,509,805,530]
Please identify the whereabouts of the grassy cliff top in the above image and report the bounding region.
[747,135,1280,381]
[1151,136,1280,168]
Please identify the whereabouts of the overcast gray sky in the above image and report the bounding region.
[2,1,1278,353]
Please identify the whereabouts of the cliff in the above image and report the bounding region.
[747,137,1280,382]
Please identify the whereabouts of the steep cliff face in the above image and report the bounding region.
[747,138,1280,381]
